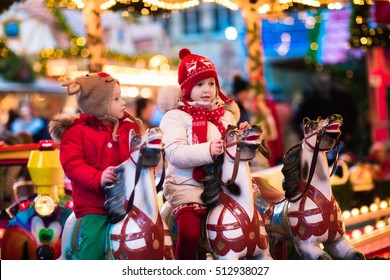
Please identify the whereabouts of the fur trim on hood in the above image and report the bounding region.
[225,101,240,124]
[49,113,78,143]
[49,113,145,143]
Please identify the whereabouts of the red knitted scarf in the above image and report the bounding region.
[179,103,226,182]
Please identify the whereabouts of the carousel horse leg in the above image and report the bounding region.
[323,238,366,260]
[58,212,77,260]
[248,249,273,260]
[294,239,332,260]
[162,219,175,260]
[269,239,288,260]
[214,251,240,260]
[197,244,208,260]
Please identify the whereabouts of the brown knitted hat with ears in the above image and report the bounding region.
[58,72,121,141]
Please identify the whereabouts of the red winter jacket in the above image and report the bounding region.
[59,113,141,218]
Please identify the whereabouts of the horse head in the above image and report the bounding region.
[129,127,164,168]
[224,124,269,161]
[201,124,268,208]
[303,114,343,152]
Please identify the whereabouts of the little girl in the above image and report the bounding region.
[158,48,242,259]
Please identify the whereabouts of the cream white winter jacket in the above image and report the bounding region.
[160,107,236,207]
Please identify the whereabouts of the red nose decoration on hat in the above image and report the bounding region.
[179,48,192,59]
[98,72,110,77]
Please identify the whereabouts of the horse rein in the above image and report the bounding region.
[308,124,341,178]
[214,126,246,187]
[215,141,242,187]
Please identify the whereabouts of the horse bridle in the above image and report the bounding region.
[214,126,247,187]
[126,141,166,213]
[288,122,340,203]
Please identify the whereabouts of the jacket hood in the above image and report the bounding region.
[49,112,144,143]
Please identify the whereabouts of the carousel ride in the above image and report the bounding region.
[1,115,389,260]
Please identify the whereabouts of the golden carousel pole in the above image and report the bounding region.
[241,1,267,124]
[239,0,280,158]
[82,0,106,72]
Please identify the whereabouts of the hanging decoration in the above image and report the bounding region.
[19,0,360,94]
[39,0,179,76]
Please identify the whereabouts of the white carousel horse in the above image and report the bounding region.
[59,127,174,260]
[257,114,365,260]
[200,125,273,260]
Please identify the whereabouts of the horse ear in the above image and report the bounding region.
[128,129,138,151]
[129,129,137,139]
[258,139,271,159]
[303,117,310,125]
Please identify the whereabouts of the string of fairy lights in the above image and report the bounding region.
[34,0,390,76]
[52,0,350,13]
[343,199,390,242]
[0,0,389,81]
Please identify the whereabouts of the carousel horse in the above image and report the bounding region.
[59,127,174,260]
[200,125,273,260]
[257,114,365,260]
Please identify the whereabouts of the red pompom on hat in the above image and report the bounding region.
[177,48,230,103]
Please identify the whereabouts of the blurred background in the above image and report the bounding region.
[1,0,389,155]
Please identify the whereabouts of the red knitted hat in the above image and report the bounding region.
[177,48,230,102]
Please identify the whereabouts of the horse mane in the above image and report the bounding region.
[201,153,241,208]
[104,163,127,224]
[281,142,302,200]
[200,160,222,208]
[200,125,241,208]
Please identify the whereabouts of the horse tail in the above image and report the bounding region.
[215,151,240,196]
[201,160,222,208]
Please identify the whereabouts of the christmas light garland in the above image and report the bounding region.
[349,0,390,49]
